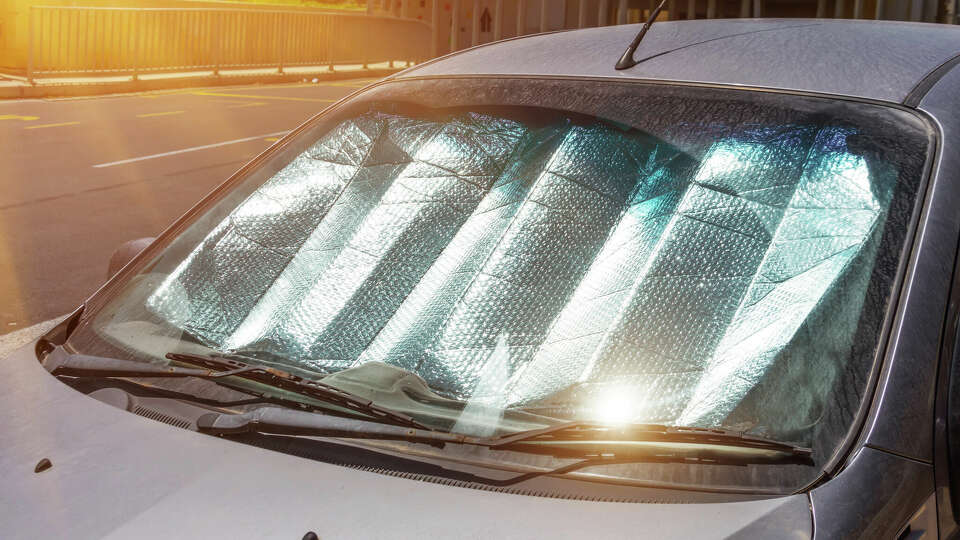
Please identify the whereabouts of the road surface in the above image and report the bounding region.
[0,79,371,334]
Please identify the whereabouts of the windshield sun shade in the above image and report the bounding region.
[145,109,894,436]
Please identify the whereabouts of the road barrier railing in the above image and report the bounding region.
[27,6,431,82]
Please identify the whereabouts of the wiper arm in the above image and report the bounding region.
[488,421,812,459]
[45,348,223,379]
[198,407,812,463]
[198,407,813,486]
[41,348,427,430]
[165,352,429,430]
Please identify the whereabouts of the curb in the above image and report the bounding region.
[0,67,404,99]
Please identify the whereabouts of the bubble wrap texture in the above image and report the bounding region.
[147,112,890,428]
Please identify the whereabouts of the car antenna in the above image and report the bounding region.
[615,0,668,70]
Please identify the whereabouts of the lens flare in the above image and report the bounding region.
[591,387,641,426]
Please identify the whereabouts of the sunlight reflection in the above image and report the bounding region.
[591,386,643,426]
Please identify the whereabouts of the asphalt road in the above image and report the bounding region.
[0,78,373,334]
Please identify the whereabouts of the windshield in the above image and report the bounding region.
[66,78,931,493]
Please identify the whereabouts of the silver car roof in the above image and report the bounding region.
[399,19,960,104]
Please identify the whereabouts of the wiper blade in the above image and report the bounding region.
[198,407,813,486]
[41,348,428,430]
[488,421,812,460]
[198,407,812,464]
[166,352,429,430]
[198,406,466,443]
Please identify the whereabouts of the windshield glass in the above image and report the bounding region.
[66,78,931,493]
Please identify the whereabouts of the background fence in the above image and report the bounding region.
[27,6,431,80]
[17,0,957,82]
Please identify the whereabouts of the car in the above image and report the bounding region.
[3,18,960,540]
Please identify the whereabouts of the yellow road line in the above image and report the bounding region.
[137,110,185,118]
[263,137,280,142]
[24,121,81,130]
[0,115,39,122]
[191,91,336,103]
[227,102,267,109]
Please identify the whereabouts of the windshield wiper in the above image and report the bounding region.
[198,406,812,486]
[198,406,813,464]
[41,348,428,430]
[488,420,812,458]
[164,352,430,430]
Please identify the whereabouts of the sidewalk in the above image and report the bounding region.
[0,61,410,99]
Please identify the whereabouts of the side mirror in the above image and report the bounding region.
[107,237,155,280]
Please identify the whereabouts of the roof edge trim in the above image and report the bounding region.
[904,53,960,107]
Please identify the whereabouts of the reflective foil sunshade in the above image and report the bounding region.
[146,110,896,435]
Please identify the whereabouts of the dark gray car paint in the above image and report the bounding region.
[402,19,960,104]
[810,446,935,538]
[727,494,813,539]
[802,55,960,540]
[855,62,960,465]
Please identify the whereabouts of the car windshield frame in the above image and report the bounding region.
[62,76,937,495]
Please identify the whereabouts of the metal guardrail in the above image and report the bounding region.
[27,6,431,81]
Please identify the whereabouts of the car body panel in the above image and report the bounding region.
[809,446,934,538]
[0,343,811,539]
[852,62,960,465]
[402,20,960,104]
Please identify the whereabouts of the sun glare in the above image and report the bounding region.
[591,387,642,426]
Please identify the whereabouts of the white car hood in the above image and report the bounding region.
[0,343,811,539]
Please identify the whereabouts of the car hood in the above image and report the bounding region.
[0,343,811,539]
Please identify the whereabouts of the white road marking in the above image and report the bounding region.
[0,316,65,358]
[92,130,289,168]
